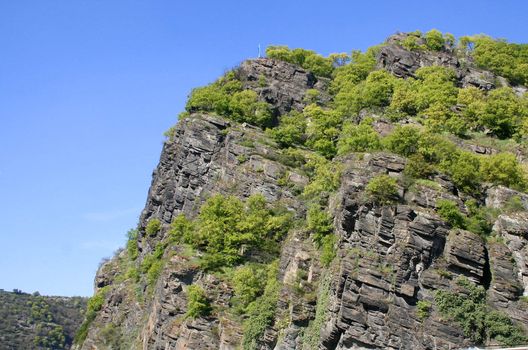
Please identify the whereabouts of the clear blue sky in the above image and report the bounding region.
[1,0,527,297]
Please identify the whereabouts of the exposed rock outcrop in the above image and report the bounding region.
[377,33,497,90]
[75,41,528,350]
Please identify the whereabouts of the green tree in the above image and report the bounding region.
[267,110,306,148]
[366,174,399,204]
[304,104,342,158]
[337,118,381,154]
[334,70,398,116]
[424,29,446,51]
[480,153,527,190]
[436,200,466,228]
[479,87,528,139]
[307,205,333,247]
[145,218,161,236]
[186,285,211,319]
[383,125,422,156]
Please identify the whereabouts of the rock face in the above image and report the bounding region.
[377,33,497,90]
[75,52,528,349]
[237,58,330,118]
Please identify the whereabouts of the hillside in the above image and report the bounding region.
[74,30,528,349]
[0,289,87,350]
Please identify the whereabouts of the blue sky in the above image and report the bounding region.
[1,0,527,297]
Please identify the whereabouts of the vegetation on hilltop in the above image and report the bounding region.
[0,289,86,350]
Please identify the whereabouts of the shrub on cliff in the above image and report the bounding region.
[460,35,528,86]
[366,174,399,204]
[186,72,273,128]
[170,194,292,270]
[265,46,334,77]
[185,285,211,319]
[337,118,381,154]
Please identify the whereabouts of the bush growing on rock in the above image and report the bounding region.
[185,285,211,319]
[435,277,527,346]
[265,46,334,77]
[267,110,306,148]
[337,118,381,154]
[436,200,466,229]
[460,35,528,86]
[366,174,399,204]
[307,205,333,247]
[383,125,421,157]
[480,153,527,191]
[170,194,292,270]
[186,72,273,128]
[145,218,161,236]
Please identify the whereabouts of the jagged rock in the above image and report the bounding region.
[444,229,487,283]
[493,212,528,296]
[377,39,496,90]
[486,186,528,210]
[237,58,330,117]
[75,36,528,350]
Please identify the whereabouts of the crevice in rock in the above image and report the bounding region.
[483,246,492,290]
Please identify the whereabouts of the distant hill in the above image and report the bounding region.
[0,289,87,350]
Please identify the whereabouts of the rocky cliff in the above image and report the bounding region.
[74,32,528,350]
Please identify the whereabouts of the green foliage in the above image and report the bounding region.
[146,260,163,288]
[34,324,66,349]
[302,154,341,197]
[334,70,398,116]
[267,110,306,148]
[383,125,421,156]
[230,263,267,313]
[266,46,334,77]
[171,194,292,270]
[461,35,528,85]
[503,195,526,213]
[185,285,211,319]
[337,118,381,154]
[242,261,280,350]
[229,90,273,126]
[435,278,527,345]
[465,199,496,236]
[140,243,164,275]
[186,72,273,128]
[424,29,446,51]
[444,151,482,194]
[304,104,343,158]
[436,200,466,228]
[330,47,380,95]
[75,287,109,345]
[481,153,527,191]
[401,32,424,51]
[416,300,431,321]
[479,87,528,139]
[366,174,398,204]
[404,154,435,179]
[304,89,320,104]
[126,229,139,261]
[307,205,333,247]
[302,274,331,349]
[169,214,194,244]
[145,218,161,236]
[320,234,337,267]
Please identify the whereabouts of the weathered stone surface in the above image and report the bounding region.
[237,58,330,118]
[486,186,528,210]
[377,35,496,90]
[493,212,528,296]
[76,38,528,350]
[444,230,487,283]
